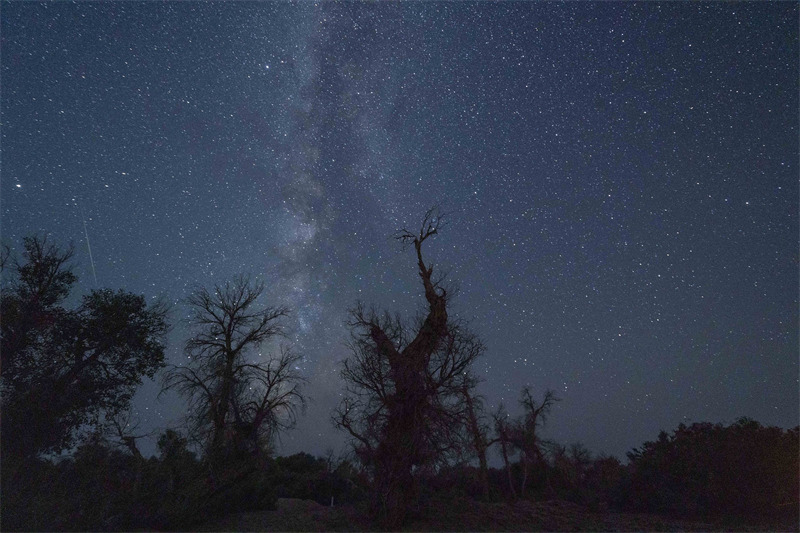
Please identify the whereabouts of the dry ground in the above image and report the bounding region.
[196,497,797,532]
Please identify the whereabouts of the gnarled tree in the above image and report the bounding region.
[333,209,485,526]
[163,276,305,462]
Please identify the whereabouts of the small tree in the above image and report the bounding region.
[163,275,305,462]
[1,235,169,458]
[516,387,559,495]
[492,402,518,498]
[102,409,153,496]
[493,387,559,497]
[333,208,485,527]
[460,375,493,499]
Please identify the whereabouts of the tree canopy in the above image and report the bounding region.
[1,235,169,457]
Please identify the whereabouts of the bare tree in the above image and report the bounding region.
[105,409,149,460]
[551,441,592,491]
[104,409,152,494]
[333,208,485,527]
[493,387,559,497]
[163,275,305,461]
[516,387,558,495]
[461,375,494,499]
[492,402,518,499]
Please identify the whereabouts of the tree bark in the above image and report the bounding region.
[373,218,449,527]
[499,435,517,499]
[464,386,490,499]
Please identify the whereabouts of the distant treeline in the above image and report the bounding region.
[2,418,797,530]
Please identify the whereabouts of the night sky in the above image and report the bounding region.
[3,2,797,461]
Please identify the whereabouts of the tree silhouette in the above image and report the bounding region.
[493,387,559,497]
[626,418,799,517]
[163,275,305,462]
[492,402,518,498]
[461,374,494,499]
[1,235,169,458]
[516,387,559,495]
[333,208,485,527]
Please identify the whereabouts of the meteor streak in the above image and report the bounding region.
[80,204,98,287]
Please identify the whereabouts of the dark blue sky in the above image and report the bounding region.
[3,1,797,460]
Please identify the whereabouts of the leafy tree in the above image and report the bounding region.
[333,208,485,527]
[1,235,169,457]
[626,418,799,518]
[163,275,305,461]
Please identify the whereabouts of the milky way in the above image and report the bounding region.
[3,2,797,459]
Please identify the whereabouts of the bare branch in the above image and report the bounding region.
[162,276,303,458]
[0,243,11,274]
[105,409,151,459]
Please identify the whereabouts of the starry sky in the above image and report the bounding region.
[2,2,797,461]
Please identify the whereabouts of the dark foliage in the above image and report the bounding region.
[0,441,372,531]
[1,235,168,457]
[625,418,799,518]
[1,434,200,531]
[1,428,278,531]
[270,452,368,506]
